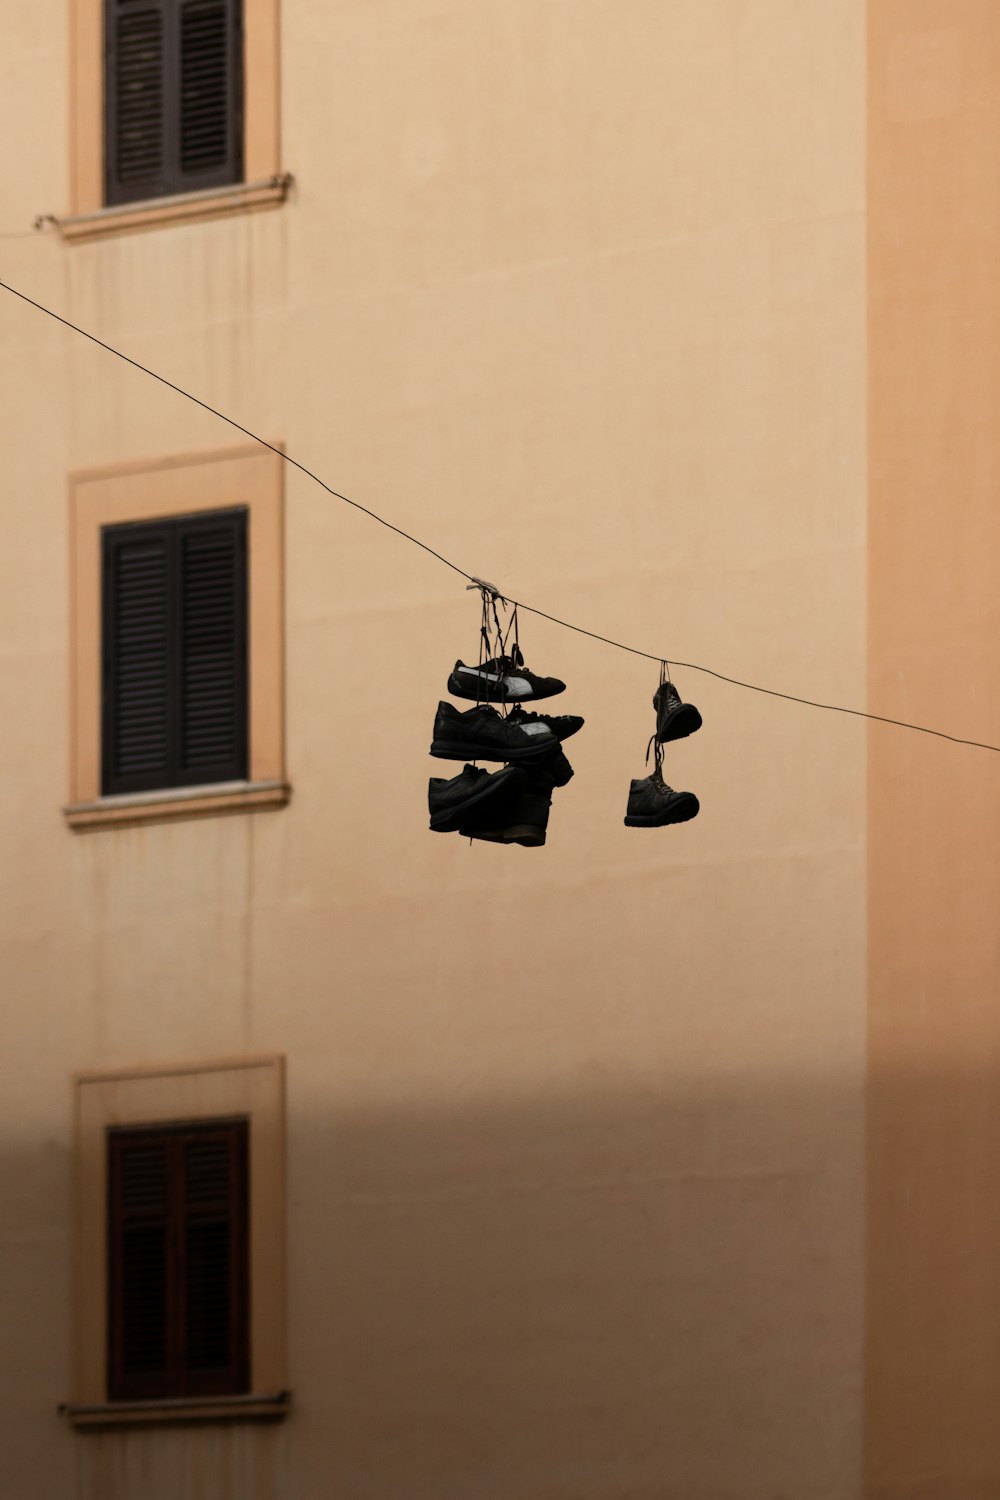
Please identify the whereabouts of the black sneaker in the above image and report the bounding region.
[428,764,526,833]
[461,766,556,847]
[534,742,574,787]
[624,771,699,827]
[430,701,557,762]
[456,774,525,843]
[653,680,702,743]
[506,706,584,742]
[447,655,566,704]
[502,767,556,846]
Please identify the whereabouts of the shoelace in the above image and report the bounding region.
[644,735,674,791]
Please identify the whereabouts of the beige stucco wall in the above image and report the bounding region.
[867,3,1000,1496]
[0,2,866,1497]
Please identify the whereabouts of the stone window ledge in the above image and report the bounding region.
[60,1391,290,1428]
[64,779,290,831]
[50,174,292,244]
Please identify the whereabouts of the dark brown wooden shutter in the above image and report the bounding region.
[105,0,242,206]
[103,528,172,790]
[105,0,170,205]
[102,508,248,796]
[179,516,247,781]
[179,1,241,184]
[111,1138,171,1397]
[108,1120,250,1401]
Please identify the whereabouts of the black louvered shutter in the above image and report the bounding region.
[102,509,248,796]
[108,1120,250,1401]
[105,0,242,206]
[103,528,172,790]
[108,1135,171,1399]
[179,518,247,782]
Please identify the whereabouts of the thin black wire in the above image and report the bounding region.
[507,597,1000,753]
[0,277,472,585]
[2,274,998,758]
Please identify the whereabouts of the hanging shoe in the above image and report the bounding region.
[652,679,702,743]
[624,769,699,827]
[461,766,556,847]
[456,772,524,844]
[502,766,556,846]
[447,655,566,704]
[430,701,557,762]
[533,742,574,787]
[505,706,584,742]
[428,764,527,833]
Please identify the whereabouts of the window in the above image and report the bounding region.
[67,0,283,239]
[102,508,248,796]
[108,1119,249,1400]
[68,1055,287,1426]
[67,444,287,830]
[105,0,243,208]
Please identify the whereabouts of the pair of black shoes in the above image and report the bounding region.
[429,654,581,846]
[429,762,561,846]
[624,680,702,828]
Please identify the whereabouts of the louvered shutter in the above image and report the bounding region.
[177,0,243,191]
[181,1129,249,1392]
[105,0,172,205]
[108,1134,172,1399]
[108,1121,250,1401]
[179,514,248,784]
[102,509,248,796]
[102,526,173,793]
[105,0,242,206]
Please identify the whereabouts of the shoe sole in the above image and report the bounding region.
[656,705,703,743]
[457,825,546,846]
[430,738,556,764]
[503,825,547,846]
[624,797,700,827]
[429,767,522,832]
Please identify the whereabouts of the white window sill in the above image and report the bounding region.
[47,173,292,243]
[64,780,290,831]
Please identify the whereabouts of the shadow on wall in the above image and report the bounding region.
[7,1076,864,1500]
[292,1078,862,1500]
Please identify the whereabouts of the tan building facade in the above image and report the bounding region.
[0,3,992,1497]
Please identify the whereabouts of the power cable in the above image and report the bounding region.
[1,273,998,757]
[0,277,470,585]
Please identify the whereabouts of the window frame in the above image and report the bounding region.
[67,444,287,831]
[68,0,282,240]
[68,1055,287,1427]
